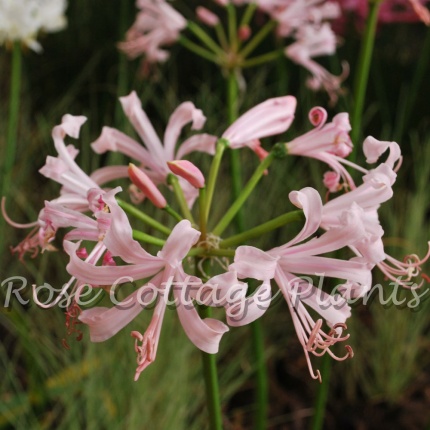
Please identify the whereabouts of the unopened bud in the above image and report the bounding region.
[196,7,219,27]
[238,25,251,41]
[167,160,205,189]
[128,163,167,208]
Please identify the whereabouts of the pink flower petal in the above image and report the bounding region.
[163,102,206,160]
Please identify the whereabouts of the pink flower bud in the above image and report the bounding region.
[102,251,116,267]
[128,163,167,208]
[238,25,251,41]
[76,247,89,259]
[323,171,341,193]
[167,160,205,189]
[196,7,219,27]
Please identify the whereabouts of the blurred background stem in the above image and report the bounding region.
[197,259,223,430]
[1,42,22,261]
[350,0,382,156]
[310,352,332,430]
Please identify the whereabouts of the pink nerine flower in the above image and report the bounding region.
[118,0,186,63]
[91,91,217,206]
[286,106,355,189]
[64,195,229,380]
[286,24,348,105]
[320,137,429,290]
[3,114,112,259]
[230,187,371,380]
[268,0,341,37]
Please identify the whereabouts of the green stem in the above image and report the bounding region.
[116,198,171,235]
[240,3,257,28]
[187,21,224,55]
[132,230,165,247]
[204,139,228,225]
[178,36,221,64]
[227,3,238,52]
[188,247,235,258]
[251,307,268,430]
[2,42,22,199]
[212,152,275,237]
[350,0,382,155]
[241,49,284,68]
[199,187,207,242]
[310,353,332,430]
[215,23,229,51]
[200,315,223,430]
[0,42,22,262]
[220,210,303,248]
[227,71,245,232]
[239,20,277,59]
[164,205,183,223]
[196,260,223,430]
[168,174,195,223]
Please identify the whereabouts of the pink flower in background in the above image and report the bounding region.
[335,0,430,28]
[118,0,186,63]
[231,187,371,380]
[91,91,217,206]
[286,24,348,105]
[266,0,341,37]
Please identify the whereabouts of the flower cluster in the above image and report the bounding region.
[0,0,68,52]
[119,0,346,104]
[5,91,429,381]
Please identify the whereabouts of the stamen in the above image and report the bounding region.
[62,302,83,349]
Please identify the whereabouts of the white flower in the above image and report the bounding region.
[0,0,67,52]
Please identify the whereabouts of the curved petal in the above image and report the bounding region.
[163,102,206,160]
[176,133,217,159]
[272,187,322,254]
[90,165,129,185]
[198,270,247,307]
[174,284,228,354]
[230,246,278,281]
[157,220,200,266]
[226,281,272,327]
[222,96,297,148]
[91,127,159,171]
[279,206,366,258]
[278,256,372,288]
[120,91,166,163]
[299,287,351,327]
[78,278,161,342]
[51,115,99,190]
[64,240,164,285]
[101,188,159,264]
[43,202,97,231]
[363,136,401,169]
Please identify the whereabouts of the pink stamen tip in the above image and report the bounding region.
[76,247,89,259]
